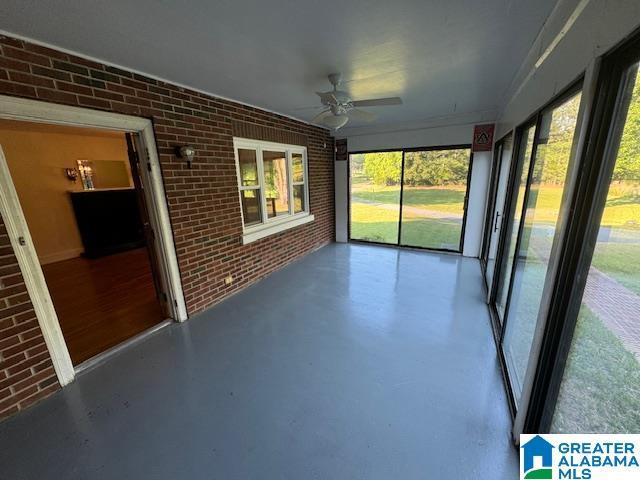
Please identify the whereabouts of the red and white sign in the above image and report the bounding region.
[472,124,495,152]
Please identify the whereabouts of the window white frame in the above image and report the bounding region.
[233,138,313,244]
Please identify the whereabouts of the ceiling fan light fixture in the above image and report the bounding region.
[322,113,349,130]
[308,74,403,130]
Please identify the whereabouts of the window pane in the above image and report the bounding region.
[552,65,640,433]
[502,91,582,404]
[241,189,261,226]
[292,153,304,183]
[293,184,305,213]
[495,126,535,321]
[263,150,289,218]
[238,149,259,186]
[400,148,471,250]
[349,151,402,244]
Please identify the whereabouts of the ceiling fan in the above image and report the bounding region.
[310,73,402,130]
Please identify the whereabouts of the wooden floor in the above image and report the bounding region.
[42,248,165,365]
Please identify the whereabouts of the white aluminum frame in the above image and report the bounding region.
[0,95,188,386]
[233,138,313,244]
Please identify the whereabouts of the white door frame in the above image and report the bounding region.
[0,95,188,386]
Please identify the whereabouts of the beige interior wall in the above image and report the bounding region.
[91,160,132,188]
[0,120,132,264]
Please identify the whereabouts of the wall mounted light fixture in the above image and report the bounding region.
[176,145,196,169]
[65,168,78,182]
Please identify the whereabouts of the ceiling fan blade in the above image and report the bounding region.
[351,97,403,107]
[291,105,325,111]
[348,108,377,122]
[316,91,337,105]
[311,109,333,123]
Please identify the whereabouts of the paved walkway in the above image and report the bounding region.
[582,267,640,360]
[352,196,463,223]
[528,233,640,360]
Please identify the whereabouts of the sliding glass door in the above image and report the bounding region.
[501,90,583,404]
[482,27,640,437]
[550,62,640,433]
[482,133,513,296]
[349,147,472,252]
[400,147,472,250]
[494,126,536,322]
[349,151,402,244]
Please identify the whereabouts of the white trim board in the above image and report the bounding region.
[242,214,315,244]
[0,94,188,386]
[0,145,74,385]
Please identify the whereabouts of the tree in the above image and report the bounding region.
[614,70,640,183]
[403,149,470,186]
[532,92,580,185]
[362,152,402,186]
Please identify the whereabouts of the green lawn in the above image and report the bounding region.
[350,181,465,248]
[591,243,640,296]
[528,184,639,228]
[350,201,462,249]
[351,181,466,214]
[505,218,640,433]
[551,306,640,433]
[516,184,640,294]
[350,203,399,244]
[400,217,462,249]
[503,256,549,389]
[504,256,640,434]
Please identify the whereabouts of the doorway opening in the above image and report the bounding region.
[0,119,169,366]
[348,146,473,253]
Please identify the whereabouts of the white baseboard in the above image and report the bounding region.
[39,248,84,265]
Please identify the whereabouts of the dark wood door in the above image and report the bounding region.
[125,133,169,318]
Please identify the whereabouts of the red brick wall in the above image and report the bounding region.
[0,214,60,418]
[0,34,335,419]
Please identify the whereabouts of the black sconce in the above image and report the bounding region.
[176,145,196,169]
[65,168,78,182]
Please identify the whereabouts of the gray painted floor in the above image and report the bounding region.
[0,243,517,479]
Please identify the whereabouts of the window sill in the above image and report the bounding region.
[242,214,315,244]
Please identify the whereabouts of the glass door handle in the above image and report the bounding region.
[493,212,501,232]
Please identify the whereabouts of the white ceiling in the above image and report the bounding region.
[1,0,557,130]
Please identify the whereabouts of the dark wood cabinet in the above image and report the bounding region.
[70,188,145,258]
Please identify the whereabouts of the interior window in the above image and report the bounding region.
[234,140,309,231]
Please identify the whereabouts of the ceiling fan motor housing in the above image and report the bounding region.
[320,90,351,106]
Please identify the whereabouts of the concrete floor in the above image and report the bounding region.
[0,243,517,479]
